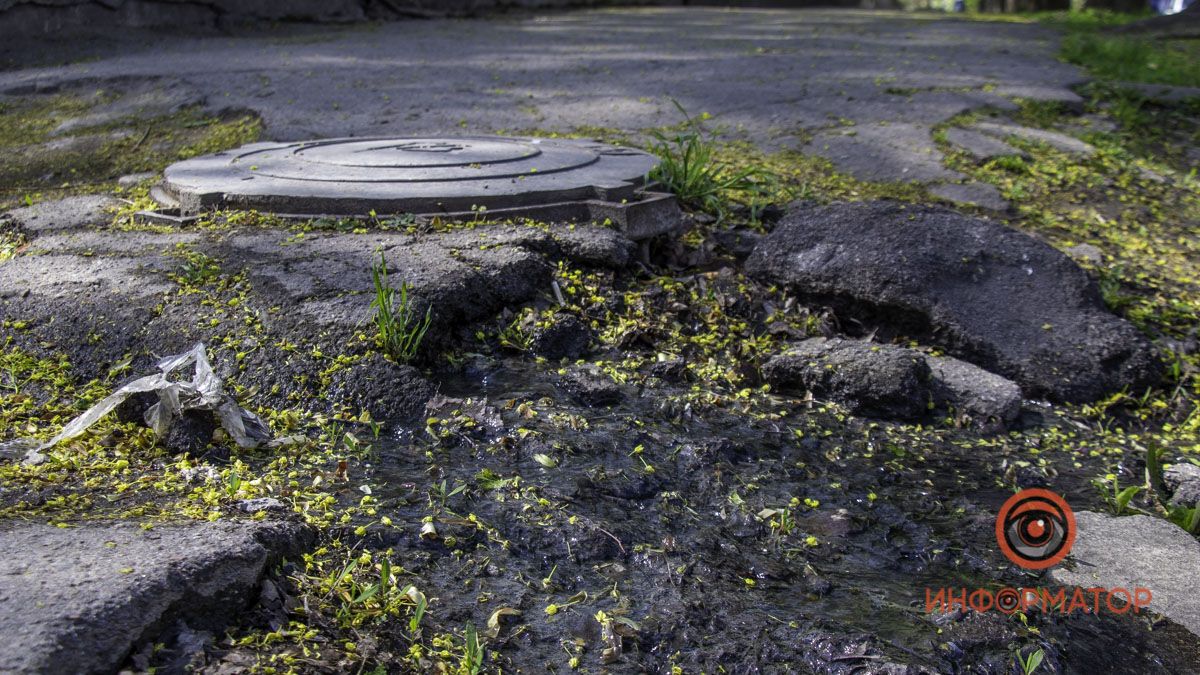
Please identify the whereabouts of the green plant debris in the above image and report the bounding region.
[0,228,28,263]
[168,244,224,289]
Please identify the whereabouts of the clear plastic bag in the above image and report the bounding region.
[14,344,271,464]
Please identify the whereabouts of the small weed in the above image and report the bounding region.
[409,586,428,636]
[428,479,467,509]
[1146,447,1200,534]
[1014,100,1066,128]
[1016,647,1045,675]
[224,469,242,498]
[988,155,1030,175]
[758,505,796,538]
[648,101,777,219]
[1113,482,1141,515]
[169,247,222,287]
[1169,503,1200,534]
[330,427,376,459]
[307,551,418,629]
[462,623,484,675]
[1097,265,1136,313]
[370,253,432,363]
[1109,91,1149,130]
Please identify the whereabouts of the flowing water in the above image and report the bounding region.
[346,360,1200,673]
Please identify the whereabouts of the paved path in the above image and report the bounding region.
[1,8,1085,182]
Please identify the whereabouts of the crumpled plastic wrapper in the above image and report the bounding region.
[5,343,271,465]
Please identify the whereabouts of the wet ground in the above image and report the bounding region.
[326,358,1200,673]
[1,6,1199,675]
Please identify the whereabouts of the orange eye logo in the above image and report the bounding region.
[996,489,1075,570]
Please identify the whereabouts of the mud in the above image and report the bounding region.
[246,357,1200,673]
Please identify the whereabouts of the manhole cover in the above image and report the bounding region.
[151,136,682,239]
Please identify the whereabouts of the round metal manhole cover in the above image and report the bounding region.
[160,136,660,216]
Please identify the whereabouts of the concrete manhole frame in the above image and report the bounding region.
[146,135,683,240]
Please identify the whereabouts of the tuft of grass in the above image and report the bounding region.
[1033,10,1200,86]
[370,253,432,363]
[300,550,422,629]
[965,11,1200,86]
[1061,31,1200,86]
[987,154,1031,175]
[648,102,777,220]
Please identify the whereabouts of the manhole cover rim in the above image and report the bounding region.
[162,135,659,214]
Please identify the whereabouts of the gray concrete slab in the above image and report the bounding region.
[929,181,1009,211]
[0,221,635,392]
[972,120,1096,157]
[3,195,119,233]
[943,127,1026,163]
[1051,511,1200,639]
[0,519,310,674]
[808,122,966,183]
[0,8,1087,183]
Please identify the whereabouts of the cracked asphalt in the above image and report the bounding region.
[1,7,1087,183]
